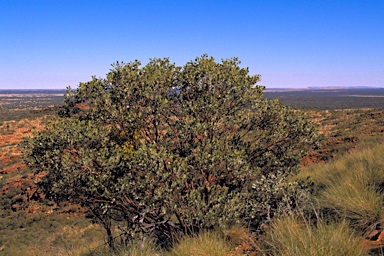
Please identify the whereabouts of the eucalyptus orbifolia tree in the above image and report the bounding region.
[21,55,317,248]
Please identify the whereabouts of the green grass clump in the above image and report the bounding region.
[319,175,382,230]
[264,215,366,256]
[168,231,235,256]
[83,240,160,256]
[298,143,384,233]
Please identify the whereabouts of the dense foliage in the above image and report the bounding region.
[21,55,317,247]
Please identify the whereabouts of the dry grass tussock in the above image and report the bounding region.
[299,143,384,233]
[263,214,366,256]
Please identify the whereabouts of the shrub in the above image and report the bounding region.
[21,55,317,247]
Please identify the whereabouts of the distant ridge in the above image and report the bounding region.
[266,86,384,91]
[307,86,383,89]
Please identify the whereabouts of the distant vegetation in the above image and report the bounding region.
[0,90,65,124]
[264,88,384,109]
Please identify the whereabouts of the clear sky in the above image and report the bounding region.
[1,0,383,89]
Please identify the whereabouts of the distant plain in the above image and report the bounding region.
[264,87,384,109]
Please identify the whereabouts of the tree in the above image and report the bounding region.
[21,55,318,248]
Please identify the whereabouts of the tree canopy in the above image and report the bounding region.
[21,55,318,248]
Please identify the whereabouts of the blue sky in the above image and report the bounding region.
[1,0,383,89]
